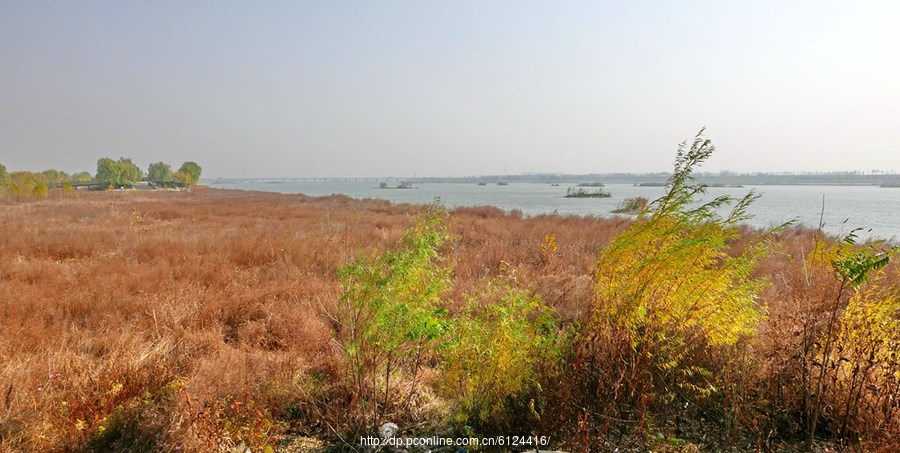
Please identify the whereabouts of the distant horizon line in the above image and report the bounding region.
[204,170,900,181]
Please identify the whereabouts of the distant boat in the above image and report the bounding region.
[477,182,487,186]
[497,181,508,186]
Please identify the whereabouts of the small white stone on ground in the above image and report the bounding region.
[379,422,399,439]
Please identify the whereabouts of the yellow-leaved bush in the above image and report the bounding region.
[832,279,900,439]
[594,213,762,367]
[571,130,777,440]
[800,229,900,445]
[440,275,559,431]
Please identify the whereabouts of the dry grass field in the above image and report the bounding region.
[1,187,898,452]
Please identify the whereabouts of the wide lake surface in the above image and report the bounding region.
[209,181,900,242]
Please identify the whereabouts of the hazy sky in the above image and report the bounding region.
[1,1,898,178]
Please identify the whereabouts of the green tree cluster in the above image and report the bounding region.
[95,158,201,188]
[147,162,174,185]
[147,161,201,187]
[71,171,93,183]
[175,161,202,186]
[40,169,69,184]
[96,158,142,188]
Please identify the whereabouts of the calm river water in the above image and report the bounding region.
[208,181,900,242]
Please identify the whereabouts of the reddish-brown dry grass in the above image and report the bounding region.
[1,188,896,451]
[0,189,625,451]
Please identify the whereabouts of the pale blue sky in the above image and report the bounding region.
[1,1,898,177]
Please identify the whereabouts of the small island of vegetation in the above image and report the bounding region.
[611,196,649,214]
[378,181,416,189]
[565,186,611,198]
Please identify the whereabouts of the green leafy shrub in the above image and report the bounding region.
[335,204,452,431]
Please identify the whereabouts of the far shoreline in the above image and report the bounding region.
[199,183,900,243]
[193,186,897,245]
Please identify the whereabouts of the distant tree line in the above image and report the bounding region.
[0,163,78,199]
[96,158,201,188]
[146,161,202,187]
[0,159,202,199]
